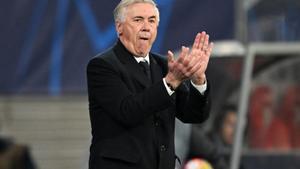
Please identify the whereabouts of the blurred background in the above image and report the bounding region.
[0,0,299,169]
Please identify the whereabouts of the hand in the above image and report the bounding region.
[190,32,213,85]
[165,46,202,89]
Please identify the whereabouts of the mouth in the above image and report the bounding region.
[139,37,149,41]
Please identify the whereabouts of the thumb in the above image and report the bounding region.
[167,50,175,63]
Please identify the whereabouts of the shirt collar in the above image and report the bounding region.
[134,54,150,65]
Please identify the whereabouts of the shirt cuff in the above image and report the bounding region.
[191,80,207,95]
[163,78,175,96]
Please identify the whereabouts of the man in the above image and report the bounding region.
[188,105,238,169]
[86,0,213,169]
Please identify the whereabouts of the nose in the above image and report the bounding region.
[141,21,150,32]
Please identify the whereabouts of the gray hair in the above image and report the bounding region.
[113,0,160,23]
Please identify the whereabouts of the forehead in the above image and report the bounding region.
[126,3,157,18]
[225,111,236,120]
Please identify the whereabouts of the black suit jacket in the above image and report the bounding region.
[87,40,211,169]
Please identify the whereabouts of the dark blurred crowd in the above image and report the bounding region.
[186,104,237,169]
[184,85,300,169]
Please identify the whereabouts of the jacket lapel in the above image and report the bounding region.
[150,55,163,84]
[113,40,151,88]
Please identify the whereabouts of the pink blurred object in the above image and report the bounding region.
[184,158,213,169]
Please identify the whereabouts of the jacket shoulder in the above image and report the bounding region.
[87,48,121,71]
[88,48,115,63]
[151,53,166,63]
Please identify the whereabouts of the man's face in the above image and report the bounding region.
[116,3,158,57]
[221,111,237,145]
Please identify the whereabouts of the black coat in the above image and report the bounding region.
[87,40,211,169]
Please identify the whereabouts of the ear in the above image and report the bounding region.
[115,22,123,37]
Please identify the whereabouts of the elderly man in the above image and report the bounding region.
[86,0,213,169]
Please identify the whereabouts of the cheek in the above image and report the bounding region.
[149,30,157,43]
[152,28,158,37]
[223,124,233,137]
[124,25,137,36]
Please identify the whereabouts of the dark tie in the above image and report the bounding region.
[139,60,152,82]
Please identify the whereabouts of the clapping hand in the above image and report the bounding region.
[165,32,213,89]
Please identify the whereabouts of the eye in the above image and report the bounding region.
[133,18,142,22]
[149,19,156,23]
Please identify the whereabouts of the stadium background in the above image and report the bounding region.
[0,0,299,169]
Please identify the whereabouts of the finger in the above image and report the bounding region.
[204,42,214,57]
[182,47,191,66]
[188,60,202,76]
[198,31,206,49]
[187,52,204,72]
[188,49,202,68]
[189,45,203,64]
[187,50,197,66]
[190,46,201,60]
[192,33,201,50]
[177,46,189,64]
[209,42,214,50]
[184,58,199,75]
[199,47,212,72]
[202,34,209,51]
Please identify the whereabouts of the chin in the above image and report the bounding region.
[138,49,150,56]
[137,52,148,57]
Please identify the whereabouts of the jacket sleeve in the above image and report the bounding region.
[175,80,211,123]
[87,57,174,128]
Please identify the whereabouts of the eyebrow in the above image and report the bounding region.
[149,16,157,20]
[133,15,157,20]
